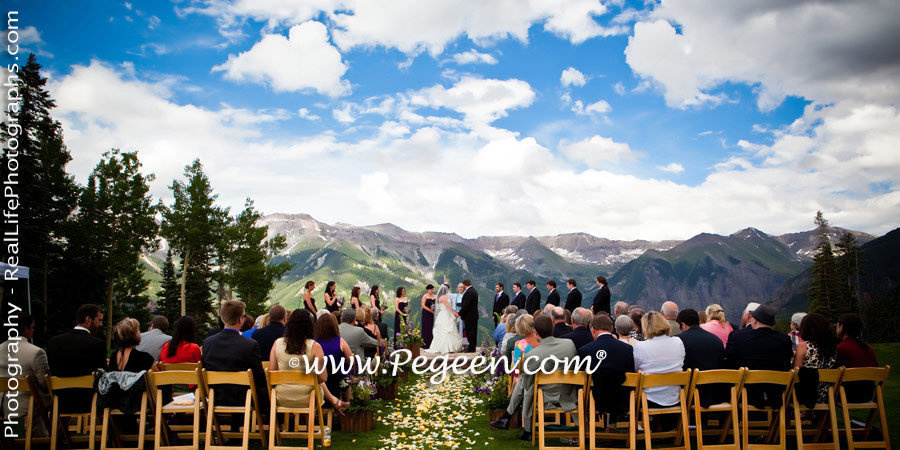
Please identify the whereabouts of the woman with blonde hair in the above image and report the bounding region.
[111,318,155,372]
[356,306,381,358]
[633,311,686,429]
[700,304,733,346]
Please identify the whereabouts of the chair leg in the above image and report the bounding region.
[101,409,111,450]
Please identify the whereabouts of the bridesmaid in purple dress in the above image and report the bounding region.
[421,284,436,348]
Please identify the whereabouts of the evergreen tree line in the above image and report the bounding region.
[0,54,292,349]
[807,211,898,342]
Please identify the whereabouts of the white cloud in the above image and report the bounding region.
[451,50,498,65]
[571,99,611,116]
[298,108,320,120]
[612,81,626,96]
[625,1,900,110]
[212,21,350,97]
[559,135,639,166]
[657,162,684,174]
[560,67,587,87]
[410,77,535,124]
[332,103,356,123]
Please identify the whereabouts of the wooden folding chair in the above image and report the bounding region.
[158,363,202,372]
[204,369,267,450]
[638,370,692,450]
[790,368,843,450]
[741,369,796,450]
[99,372,150,450]
[266,371,327,450]
[691,368,745,450]
[837,365,891,450]
[46,373,99,450]
[531,371,587,450]
[588,372,641,450]
[1,375,54,450]
[151,368,203,450]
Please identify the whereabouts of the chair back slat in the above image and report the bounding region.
[814,368,843,384]
[639,370,692,388]
[534,370,588,387]
[47,374,95,390]
[692,368,744,385]
[151,369,201,386]
[622,372,641,388]
[0,376,30,393]
[158,362,202,372]
[205,369,253,386]
[742,369,794,386]
[840,366,888,383]
[267,370,318,387]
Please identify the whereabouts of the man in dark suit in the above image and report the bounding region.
[202,300,270,415]
[578,313,635,421]
[251,304,287,360]
[676,309,725,406]
[545,280,560,308]
[551,307,573,337]
[46,304,108,413]
[491,283,510,326]
[458,279,480,352]
[723,305,792,408]
[591,276,611,314]
[524,280,541,314]
[563,279,582,312]
[511,282,526,310]
[560,307,594,349]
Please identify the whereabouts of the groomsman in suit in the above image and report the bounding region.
[458,279,480,352]
[524,280,541,314]
[545,280,560,308]
[47,304,108,413]
[563,278,582,312]
[492,283,510,326]
[591,276,611,314]
[511,283,527,310]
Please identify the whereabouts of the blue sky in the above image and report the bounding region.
[7,0,900,240]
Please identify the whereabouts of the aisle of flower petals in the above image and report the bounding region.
[377,375,492,449]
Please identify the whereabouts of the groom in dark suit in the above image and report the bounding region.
[492,283,510,326]
[459,279,480,352]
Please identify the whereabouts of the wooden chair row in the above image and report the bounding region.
[3,361,331,450]
[525,365,891,450]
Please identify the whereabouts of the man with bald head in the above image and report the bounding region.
[661,301,680,336]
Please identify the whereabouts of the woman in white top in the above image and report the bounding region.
[633,311,686,418]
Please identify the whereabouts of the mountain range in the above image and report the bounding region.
[142,213,881,336]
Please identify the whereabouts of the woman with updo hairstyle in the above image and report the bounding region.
[111,318,155,372]
[700,303,733,346]
[629,308,645,341]
[615,315,636,345]
[303,280,317,313]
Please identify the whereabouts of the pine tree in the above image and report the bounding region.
[0,54,79,335]
[808,211,844,322]
[216,199,293,317]
[75,150,160,348]
[155,249,182,324]
[835,232,865,313]
[160,159,228,321]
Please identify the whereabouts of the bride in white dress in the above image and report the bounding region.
[429,284,463,353]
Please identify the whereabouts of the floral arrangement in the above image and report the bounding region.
[373,347,401,387]
[471,342,511,411]
[340,374,384,412]
[397,320,425,347]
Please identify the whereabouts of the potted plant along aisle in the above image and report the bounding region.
[398,321,425,358]
[373,348,400,400]
[338,375,383,432]
[473,346,519,429]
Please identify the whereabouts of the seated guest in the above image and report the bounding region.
[242,314,266,339]
[202,300,269,413]
[160,316,202,364]
[371,308,389,344]
[110,318,155,372]
[788,312,807,351]
[633,311,686,429]
[493,306,516,348]
[724,305,792,408]
[0,313,51,437]
[357,307,381,358]
[519,316,579,441]
[560,307,594,349]
[628,308,645,341]
[793,313,837,405]
[578,313,635,421]
[252,305,288,360]
[512,315,540,367]
[240,313,255,334]
[676,309,725,407]
[136,316,171,362]
[551,307,572,337]
[269,310,347,409]
[835,313,879,402]
[338,309,378,361]
[502,312,526,363]
[46,304,108,413]
[661,301,680,336]
[737,302,761,330]
[699,304,733,346]
[613,301,629,319]
[313,312,353,407]
[615,315,637,345]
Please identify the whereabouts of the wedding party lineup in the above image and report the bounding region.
[2,0,898,449]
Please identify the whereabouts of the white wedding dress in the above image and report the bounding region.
[430,297,463,353]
